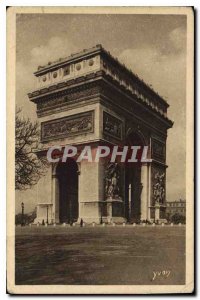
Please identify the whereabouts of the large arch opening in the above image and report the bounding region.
[56,158,79,224]
[125,131,145,223]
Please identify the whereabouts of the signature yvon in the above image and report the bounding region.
[152,270,171,281]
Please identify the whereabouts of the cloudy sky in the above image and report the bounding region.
[16,13,186,213]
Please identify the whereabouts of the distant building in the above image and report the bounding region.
[166,199,186,218]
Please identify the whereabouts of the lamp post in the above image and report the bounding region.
[21,202,24,226]
[100,202,103,224]
[46,205,49,224]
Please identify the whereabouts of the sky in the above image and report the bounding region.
[15,13,186,213]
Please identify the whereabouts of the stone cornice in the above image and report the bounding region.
[28,71,101,100]
[28,70,173,128]
[33,44,169,110]
[100,49,169,109]
[34,45,102,76]
[151,159,168,168]
[100,75,173,129]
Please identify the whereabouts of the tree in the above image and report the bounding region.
[15,107,47,190]
[15,208,37,225]
[171,213,186,224]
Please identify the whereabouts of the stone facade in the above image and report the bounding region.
[28,44,173,224]
[166,199,186,219]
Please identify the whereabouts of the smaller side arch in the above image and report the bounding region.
[125,126,147,146]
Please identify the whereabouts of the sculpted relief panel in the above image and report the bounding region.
[41,111,94,142]
[151,165,166,206]
[103,112,123,140]
[105,162,121,199]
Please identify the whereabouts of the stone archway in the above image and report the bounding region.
[56,159,79,224]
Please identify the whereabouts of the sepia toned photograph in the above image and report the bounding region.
[7,6,194,294]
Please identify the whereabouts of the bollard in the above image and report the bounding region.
[63,223,66,227]
[102,223,105,227]
[73,223,76,227]
[45,223,48,227]
[133,223,136,227]
[142,223,146,226]
[179,223,182,226]
[123,222,126,227]
[53,223,56,227]
[171,222,173,226]
[152,223,155,226]
[83,223,85,227]
[112,222,115,226]
[29,223,32,227]
[162,223,164,227]
[92,222,95,227]
[37,223,40,227]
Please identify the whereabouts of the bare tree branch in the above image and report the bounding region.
[15,107,48,190]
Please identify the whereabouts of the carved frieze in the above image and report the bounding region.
[37,84,100,113]
[103,112,123,140]
[37,95,67,110]
[41,111,94,142]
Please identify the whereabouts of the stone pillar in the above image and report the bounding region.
[128,183,131,221]
[140,163,149,221]
[104,162,125,223]
[155,204,160,221]
[147,163,151,220]
[78,160,103,223]
[52,165,59,223]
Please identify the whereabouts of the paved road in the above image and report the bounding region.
[15,226,185,285]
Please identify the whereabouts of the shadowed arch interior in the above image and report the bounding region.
[56,158,78,224]
[125,131,145,223]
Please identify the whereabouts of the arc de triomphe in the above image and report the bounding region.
[28,44,173,224]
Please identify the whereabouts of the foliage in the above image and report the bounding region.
[171,213,186,224]
[15,208,37,225]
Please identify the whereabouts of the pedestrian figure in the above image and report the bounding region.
[80,218,83,227]
[42,219,45,226]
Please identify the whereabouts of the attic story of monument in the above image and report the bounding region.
[28,44,173,224]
